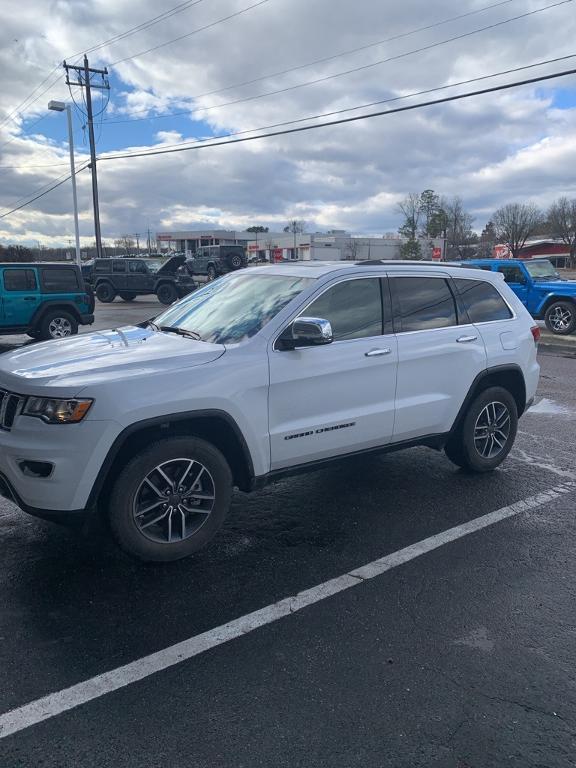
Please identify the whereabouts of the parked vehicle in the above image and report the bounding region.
[0,262,539,561]
[185,245,247,280]
[0,262,94,340]
[460,258,576,335]
[85,257,195,305]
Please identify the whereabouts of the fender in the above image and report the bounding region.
[85,409,256,509]
[534,293,576,318]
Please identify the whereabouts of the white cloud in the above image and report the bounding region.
[0,0,575,244]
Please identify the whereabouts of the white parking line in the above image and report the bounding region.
[0,482,573,740]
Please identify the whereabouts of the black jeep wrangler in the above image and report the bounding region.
[85,257,195,305]
[185,245,247,281]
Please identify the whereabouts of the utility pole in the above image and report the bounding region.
[134,233,140,254]
[147,228,152,255]
[63,56,109,259]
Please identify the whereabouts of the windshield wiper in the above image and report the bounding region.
[159,325,202,340]
[147,320,160,331]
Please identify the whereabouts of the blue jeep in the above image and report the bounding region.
[460,258,576,335]
[0,263,94,341]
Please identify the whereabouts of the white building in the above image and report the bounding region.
[156,229,445,261]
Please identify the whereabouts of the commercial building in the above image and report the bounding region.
[156,228,445,261]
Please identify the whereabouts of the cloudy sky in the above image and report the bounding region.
[0,0,575,246]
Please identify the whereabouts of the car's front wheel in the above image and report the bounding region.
[206,265,217,281]
[544,300,576,335]
[108,437,233,562]
[445,386,518,472]
[156,283,178,305]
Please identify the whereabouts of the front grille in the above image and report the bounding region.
[0,390,24,431]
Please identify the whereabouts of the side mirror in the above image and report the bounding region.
[278,317,333,350]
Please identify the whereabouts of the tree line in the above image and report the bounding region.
[397,190,576,266]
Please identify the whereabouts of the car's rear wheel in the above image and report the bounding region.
[544,301,576,335]
[445,386,518,472]
[38,310,78,341]
[96,282,116,303]
[108,437,233,562]
[119,292,137,302]
[206,265,217,281]
[156,283,178,305]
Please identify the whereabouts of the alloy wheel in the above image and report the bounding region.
[132,458,216,544]
[48,317,73,338]
[473,401,511,459]
[549,306,573,332]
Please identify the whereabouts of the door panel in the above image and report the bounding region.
[1,268,39,325]
[268,276,397,470]
[268,337,398,469]
[391,275,486,440]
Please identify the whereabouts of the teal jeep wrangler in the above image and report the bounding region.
[0,263,94,341]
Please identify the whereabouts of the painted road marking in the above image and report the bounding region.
[0,482,573,740]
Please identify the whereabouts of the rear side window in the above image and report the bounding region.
[305,278,383,341]
[113,261,126,273]
[454,278,513,323]
[393,277,457,332]
[94,261,109,273]
[41,268,80,292]
[3,269,37,291]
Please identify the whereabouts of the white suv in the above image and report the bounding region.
[0,262,540,561]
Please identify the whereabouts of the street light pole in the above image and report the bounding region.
[48,101,81,266]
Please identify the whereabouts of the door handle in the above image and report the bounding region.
[23,296,37,301]
[456,335,478,343]
[365,348,392,357]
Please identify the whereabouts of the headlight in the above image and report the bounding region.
[23,397,93,424]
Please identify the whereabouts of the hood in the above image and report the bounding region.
[532,279,576,293]
[156,255,186,275]
[0,325,225,396]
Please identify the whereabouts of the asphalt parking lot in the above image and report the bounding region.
[1,301,576,767]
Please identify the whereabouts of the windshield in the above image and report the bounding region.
[154,272,313,344]
[524,260,560,280]
[146,260,164,273]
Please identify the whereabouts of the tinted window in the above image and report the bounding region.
[94,261,109,273]
[454,278,513,323]
[113,261,126,273]
[498,265,526,284]
[305,278,383,341]
[394,277,457,332]
[129,261,147,273]
[40,268,79,292]
[3,269,37,291]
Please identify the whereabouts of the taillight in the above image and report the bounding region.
[531,326,541,343]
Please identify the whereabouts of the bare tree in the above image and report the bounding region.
[548,197,576,267]
[344,239,361,260]
[442,196,475,259]
[283,220,306,234]
[493,203,543,259]
[396,193,421,241]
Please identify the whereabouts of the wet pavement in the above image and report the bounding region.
[0,311,575,767]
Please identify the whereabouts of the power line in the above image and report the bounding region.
[113,0,523,120]
[104,0,574,125]
[99,65,576,161]
[99,54,576,156]
[110,0,274,66]
[0,165,88,219]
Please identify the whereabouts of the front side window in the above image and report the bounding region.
[498,265,526,284]
[454,278,513,323]
[3,269,37,291]
[154,273,313,344]
[304,278,383,341]
[393,277,458,332]
[41,268,79,292]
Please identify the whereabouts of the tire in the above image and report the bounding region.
[227,253,244,269]
[544,300,576,335]
[108,437,233,562]
[445,386,518,472]
[156,283,178,305]
[96,282,116,303]
[119,292,137,302]
[38,310,79,341]
[206,265,217,281]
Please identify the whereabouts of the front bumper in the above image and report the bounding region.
[0,415,121,518]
